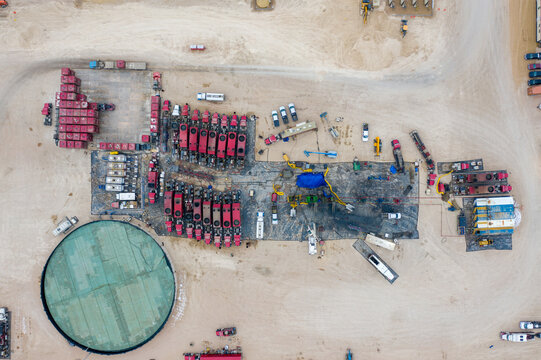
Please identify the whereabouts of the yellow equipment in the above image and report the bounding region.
[478,239,493,247]
[361,0,371,24]
[110,151,119,155]
[373,137,381,157]
[282,153,312,172]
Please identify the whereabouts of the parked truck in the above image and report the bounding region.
[89,60,147,70]
[116,193,136,201]
[197,92,225,102]
[391,139,405,173]
[52,216,79,236]
[527,85,541,95]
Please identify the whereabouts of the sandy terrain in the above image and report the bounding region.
[1,0,541,359]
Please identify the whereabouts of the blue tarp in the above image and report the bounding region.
[296,173,326,189]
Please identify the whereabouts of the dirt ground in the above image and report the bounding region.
[1,0,541,359]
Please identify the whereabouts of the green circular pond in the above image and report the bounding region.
[41,220,175,354]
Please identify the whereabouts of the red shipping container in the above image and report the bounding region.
[81,101,88,109]
[67,141,74,148]
[79,117,86,125]
[99,142,107,149]
[128,143,136,151]
[151,110,159,118]
[61,68,72,76]
[59,109,67,116]
[80,133,93,141]
[59,100,67,108]
[73,125,81,132]
[58,125,66,132]
[65,133,74,140]
[75,109,82,117]
[66,109,74,116]
[151,103,160,111]
[142,135,150,143]
[114,143,121,150]
[151,95,160,104]
[85,125,98,133]
[73,133,81,141]
[116,60,126,68]
[73,101,80,108]
[59,92,67,100]
[106,143,114,150]
[150,118,158,125]
[66,125,73,132]
[89,102,98,110]
[79,109,87,116]
[58,140,67,148]
[87,109,96,117]
[72,117,80,124]
[76,94,87,101]
[120,143,128,150]
[58,133,66,140]
[74,141,87,149]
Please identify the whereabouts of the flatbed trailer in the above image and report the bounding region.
[352,238,399,284]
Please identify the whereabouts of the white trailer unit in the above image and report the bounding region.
[116,193,136,201]
[108,154,127,162]
[365,234,396,251]
[197,92,225,102]
[126,62,147,70]
[107,162,127,170]
[52,217,73,236]
[106,177,125,184]
[107,169,126,177]
[106,184,124,192]
[256,212,265,239]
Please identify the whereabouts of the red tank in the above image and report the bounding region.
[217,133,227,158]
[207,131,217,155]
[204,231,212,244]
[179,123,188,149]
[189,126,199,152]
[199,129,208,154]
[226,132,237,157]
[174,193,183,218]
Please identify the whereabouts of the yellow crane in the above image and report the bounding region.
[373,137,381,157]
[361,0,372,24]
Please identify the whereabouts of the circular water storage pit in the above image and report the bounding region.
[41,220,175,354]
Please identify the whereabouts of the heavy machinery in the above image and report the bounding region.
[373,137,382,157]
[391,139,404,173]
[401,20,408,38]
[216,327,237,337]
[361,0,372,24]
[304,150,337,158]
